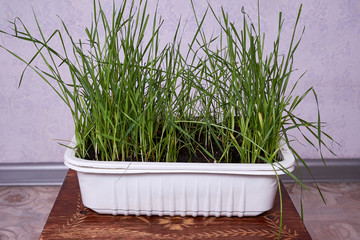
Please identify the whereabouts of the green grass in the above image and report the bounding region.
[177,2,335,166]
[0,0,335,165]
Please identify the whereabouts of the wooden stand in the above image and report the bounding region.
[40,170,311,239]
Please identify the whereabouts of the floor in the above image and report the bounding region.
[0,186,60,240]
[285,182,360,240]
[0,183,359,240]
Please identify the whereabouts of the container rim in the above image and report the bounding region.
[64,138,295,175]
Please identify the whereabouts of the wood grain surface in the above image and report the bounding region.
[40,170,311,239]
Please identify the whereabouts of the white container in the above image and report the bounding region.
[64,142,295,217]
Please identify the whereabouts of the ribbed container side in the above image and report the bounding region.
[67,140,294,217]
[77,172,278,217]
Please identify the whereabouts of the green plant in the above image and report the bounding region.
[167,1,335,169]
[0,0,335,164]
[1,0,186,162]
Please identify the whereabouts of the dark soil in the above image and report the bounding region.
[82,137,241,163]
[81,130,281,163]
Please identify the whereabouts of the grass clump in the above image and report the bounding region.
[0,0,334,165]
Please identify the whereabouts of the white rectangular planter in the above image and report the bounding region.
[64,142,295,217]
